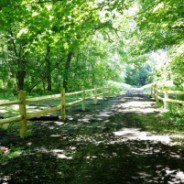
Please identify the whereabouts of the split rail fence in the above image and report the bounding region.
[0,86,110,138]
[152,85,184,110]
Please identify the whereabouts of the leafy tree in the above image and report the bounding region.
[135,0,184,52]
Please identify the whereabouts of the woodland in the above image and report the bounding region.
[0,0,183,94]
[0,0,184,183]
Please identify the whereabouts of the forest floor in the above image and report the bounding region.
[0,96,184,184]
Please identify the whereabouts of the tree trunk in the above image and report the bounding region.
[17,70,26,90]
[42,81,46,93]
[17,59,26,91]
[45,45,52,92]
[63,52,73,91]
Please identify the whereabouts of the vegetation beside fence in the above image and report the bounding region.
[152,85,184,110]
[0,86,110,138]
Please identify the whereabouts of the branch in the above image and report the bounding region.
[8,31,18,57]
[103,31,114,42]
[133,0,164,18]
[28,80,41,92]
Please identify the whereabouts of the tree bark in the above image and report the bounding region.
[63,52,73,91]
[17,67,26,90]
[45,45,52,92]
[8,33,26,91]
[17,44,26,91]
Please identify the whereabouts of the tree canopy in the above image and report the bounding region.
[0,0,183,93]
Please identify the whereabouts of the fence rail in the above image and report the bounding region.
[0,86,110,138]
[0,100,20,107]
[152,85,184,109]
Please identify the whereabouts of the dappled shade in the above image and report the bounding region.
[1,96,184,183]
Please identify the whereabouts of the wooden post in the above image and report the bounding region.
[153,87,156,98]
[82,86,86,111]
[61,88,66,121]
[102,87,105,99]
[94,85,98,104]
[19,91,27,138]
[152,84,156,98]
[154,86,159,104]
[164,88,169,110]
[156,91,159,104]
[108,86,111,97]
[151,86,154,98]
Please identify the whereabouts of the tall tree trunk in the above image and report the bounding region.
[63,52,73,91]
[8,33,26,91]
[17,59,26,91]
[45,45,52,92]
[42,80,46,93]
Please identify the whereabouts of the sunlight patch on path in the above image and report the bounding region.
[165,168,184,183]
[113,128,170,144]
[52,149,73,160]
[113,128,184,146]
[113,98,159,113]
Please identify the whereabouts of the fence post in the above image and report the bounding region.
[102,87,105,99]
[108,86,111,97]
[82,86,86,111]
[152,84,157,98]
[163,88,169,110]
[151,85,155,98]
[61,88,66,121]
[153,85,159,104]
[156,89,159,104]
[19,90,27,138]
[94,85,98,104]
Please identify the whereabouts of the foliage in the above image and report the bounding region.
[125,62,152,87]
[169,44,184,87]
[135,0,184,52]
[0,0,127,93]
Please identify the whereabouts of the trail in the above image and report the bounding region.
[1,96,184,184]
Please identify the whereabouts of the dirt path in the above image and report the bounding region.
[0,96,184,184]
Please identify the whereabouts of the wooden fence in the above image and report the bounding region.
[152,85,184,110]
[0,86,110,138]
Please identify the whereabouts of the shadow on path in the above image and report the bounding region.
[0,96,184,184]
